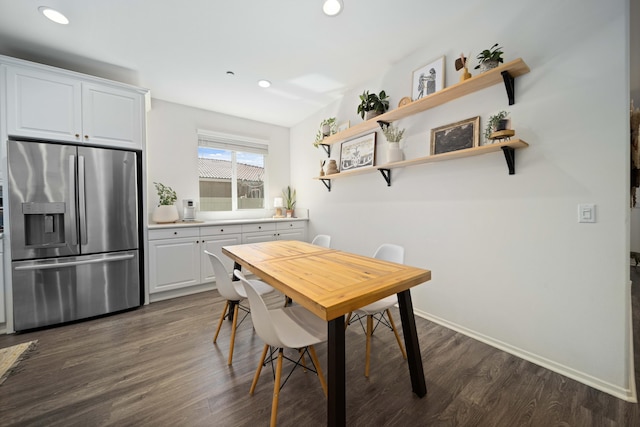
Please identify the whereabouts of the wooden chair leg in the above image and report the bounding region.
[344,312,352,330]
[270,349,284,427]
[227,304,239,365]
[250,344,269,395]
[365,315,373,377]
[386,309,407,359]
[308,345,328,397]
[213,301,229,343]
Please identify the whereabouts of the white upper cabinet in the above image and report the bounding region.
[5,64,145,150]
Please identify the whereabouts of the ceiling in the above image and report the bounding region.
[0,0,480,127]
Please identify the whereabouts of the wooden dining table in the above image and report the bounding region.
[222,240,432,427]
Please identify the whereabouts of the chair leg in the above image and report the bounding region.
[308,345,328,397]
[250,344,269,395]
[299,349,307,372]
[344,312,352,330]
[213,301,230,343]
[386,309,407,360]
[365,315,373,377]
[270,349,284,427]
[227,303,239,365]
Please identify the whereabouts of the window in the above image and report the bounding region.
[197,130,268,212]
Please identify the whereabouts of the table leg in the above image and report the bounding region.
[328,315,346,427]
[227,262,242,322]
[396,289,427,397]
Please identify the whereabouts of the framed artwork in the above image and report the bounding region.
[430,116,480,155]
[340,132,376,172]
[412,56,445,101]
[337,121,350,132]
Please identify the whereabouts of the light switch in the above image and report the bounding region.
[578,204,596,223]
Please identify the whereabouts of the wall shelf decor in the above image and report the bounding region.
[312,58,530,191]
[314,139,529,191]
[314,58,529,154]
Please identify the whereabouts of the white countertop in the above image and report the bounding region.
[148,217,308,230]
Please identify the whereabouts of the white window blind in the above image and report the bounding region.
[197,129,269,155]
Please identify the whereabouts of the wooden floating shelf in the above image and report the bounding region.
[317,58,530,149]
[314,139,528,191]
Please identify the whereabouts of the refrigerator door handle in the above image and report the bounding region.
[69,154,78,246]
[78,155,87,245]
[14,253,135,271]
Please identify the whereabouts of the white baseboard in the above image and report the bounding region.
[413,308,637,402]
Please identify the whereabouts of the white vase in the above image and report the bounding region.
[152,205,179,223]
[387,142,403,163]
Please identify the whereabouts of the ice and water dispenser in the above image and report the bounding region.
[22,202,67,248]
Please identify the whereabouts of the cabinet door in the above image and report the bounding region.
[82,83,143,149]
[277,228,306,241]
[6,66,82,142]
[201,234,242,283]
[148,237,200,293]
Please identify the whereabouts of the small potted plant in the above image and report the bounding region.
[152,182,179,223]
[282,185,296,218]
[314,117,337,147]
[475,43,504,72]
[484,111,510,142]
[357,90,390,120]
[381,123,406,163]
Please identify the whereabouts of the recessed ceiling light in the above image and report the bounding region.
[38,6,69,25]
[226,71,235,76]
[322,0,343,16]
[258,80,271,88]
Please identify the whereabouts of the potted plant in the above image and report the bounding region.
[475,43,504,72]
[357,90,390,120]
[282,186,296,218]
[314,117,338,147]
[381,123,406,163]
[484,110,510,141]
[152,182,179,223]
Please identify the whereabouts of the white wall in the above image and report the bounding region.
[291,0,634,400]
[146,99,291,220]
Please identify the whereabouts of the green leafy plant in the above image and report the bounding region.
[484,111,509,140]
[475,43,504,69]
[357,90,390,119]
[314,117,338,147]
[282,186,296,210]
[154,182,177,206]
[381,123,405,143]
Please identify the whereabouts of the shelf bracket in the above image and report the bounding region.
[501,146,516,175]
[320,143,331,158]
[379,168,391,186]
[377,120,390,130]
[501,70,516,105]
[320,178,332,192]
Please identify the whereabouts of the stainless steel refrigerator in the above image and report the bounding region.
[8,139,142,331]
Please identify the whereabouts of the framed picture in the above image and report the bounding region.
[412,56,445,101]
[337,121,350,132]
[340,132,376,172]
[430,116,480,155]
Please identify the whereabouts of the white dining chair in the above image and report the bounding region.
[235,269,327,427]
[345,243,407,377]
[311,234,331,248]
[206,250,274,365]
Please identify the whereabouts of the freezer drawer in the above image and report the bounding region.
[12,251,140,331]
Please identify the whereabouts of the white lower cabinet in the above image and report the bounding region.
[148,228,200,294]
[148,221,306,298]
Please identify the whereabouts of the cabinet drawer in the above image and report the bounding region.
[200,224,242,237]
[241,222,276,233]
[149,227,199,240]
[276,221,305,231]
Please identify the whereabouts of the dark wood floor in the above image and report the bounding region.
[1,269,640,426]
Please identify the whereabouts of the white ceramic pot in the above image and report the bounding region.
[387,142,403,163]
[152,205,179,223]
[480,60,500,73]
